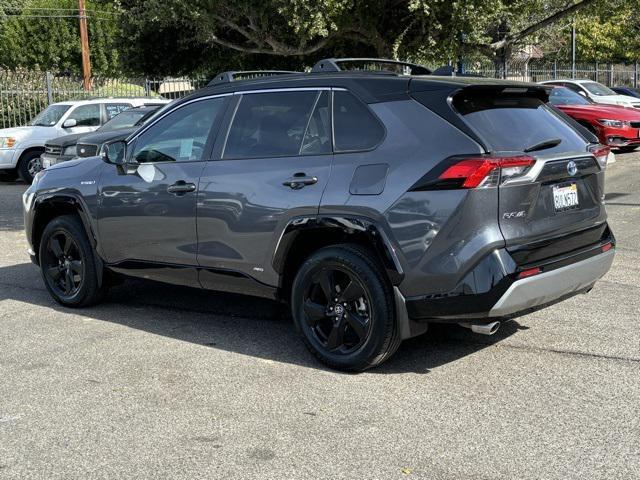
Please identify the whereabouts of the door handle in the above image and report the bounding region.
[282,173,318,190]
[167,180,196,195]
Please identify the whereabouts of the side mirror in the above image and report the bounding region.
[62,118,77,128]
[101,140,127,166]
[578,91,587,97]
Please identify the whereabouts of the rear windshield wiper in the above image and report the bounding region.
[524,138,562,152]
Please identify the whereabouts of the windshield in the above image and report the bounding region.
[29,104,71,127]
[582,82,616,96]
[98,109,152,132]
[548,87,592,106]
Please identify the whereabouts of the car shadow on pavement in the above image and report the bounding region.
[0,261,520,375]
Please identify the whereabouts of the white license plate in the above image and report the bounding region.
[553,183,579,212]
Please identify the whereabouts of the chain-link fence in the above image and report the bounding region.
[2,61,640,128]
[0,69,209,128]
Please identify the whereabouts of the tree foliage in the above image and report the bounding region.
[115,0,621,75]
[2,0,640,76]
[0,0,121,75]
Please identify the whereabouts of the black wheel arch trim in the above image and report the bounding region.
[272,215,405,286]
[31,192,105,286]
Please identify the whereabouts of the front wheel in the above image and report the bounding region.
[291,245,400,372]
[39,215,106,307]
[18,150,43,183]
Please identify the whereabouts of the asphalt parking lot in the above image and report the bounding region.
[0,154,638,480]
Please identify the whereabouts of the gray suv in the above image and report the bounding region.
[23,59,616,371]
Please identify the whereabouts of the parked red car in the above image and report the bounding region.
[548,86,640,152]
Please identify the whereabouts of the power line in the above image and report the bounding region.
[20,7,120,15]
[0,14,116,21]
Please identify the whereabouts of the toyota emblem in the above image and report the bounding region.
[567,160,578,176]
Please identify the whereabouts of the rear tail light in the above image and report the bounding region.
[601,242,613,253]
[438,155,536,189]
[589,144,610,169]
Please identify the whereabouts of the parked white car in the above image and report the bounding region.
[0,97,169,182]
[540,79,640,109]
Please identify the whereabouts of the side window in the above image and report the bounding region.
[67,104,101,127]
[131,97,226,163]
[223,91,318,159]
[300,91,332,155]
[565,83,582,93]
[105,103,132,120]
[333,91,385,152]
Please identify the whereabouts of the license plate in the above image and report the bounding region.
[553,183,579,212]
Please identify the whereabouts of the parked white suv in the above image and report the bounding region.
[540,79,640,109]
[0,97,168,182]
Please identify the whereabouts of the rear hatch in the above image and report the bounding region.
[424,84,609,266]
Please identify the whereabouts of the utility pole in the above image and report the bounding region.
[78,0,92,90]
[571,18,576,78]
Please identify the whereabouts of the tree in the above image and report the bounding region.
[0,0,121,75]
[115,0,624,75]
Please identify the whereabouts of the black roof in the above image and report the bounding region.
[184,70,549,105]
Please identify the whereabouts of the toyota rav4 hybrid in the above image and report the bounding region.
[22,59,616,371]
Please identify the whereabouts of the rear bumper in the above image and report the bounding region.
[404,225,615,323]
[489,248,614,317]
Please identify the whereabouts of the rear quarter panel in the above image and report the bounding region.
[319,99,504,297]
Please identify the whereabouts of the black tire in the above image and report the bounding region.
[17,150,43,183]
[291,244,400,372]
[0,169,18,182]
[39,214,106,307]
[617,146,638,153]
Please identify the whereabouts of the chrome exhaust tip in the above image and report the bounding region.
[459,321,501,336]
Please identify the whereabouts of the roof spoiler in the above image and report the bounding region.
[311,58,431,75]
[208,70,299,87]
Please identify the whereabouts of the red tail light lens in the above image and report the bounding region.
[438,155,535,189]
[602,242,613,252]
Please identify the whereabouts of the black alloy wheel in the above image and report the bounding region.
[43,230,84,298]
[39,215,106,307]
[292,245,400,372]
[303,267,372,354]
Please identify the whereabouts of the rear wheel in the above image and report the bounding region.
[18,150,43,183]
[291,245,400,372]
[39,215,106,307]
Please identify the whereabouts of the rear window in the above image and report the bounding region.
[452,94,587,153]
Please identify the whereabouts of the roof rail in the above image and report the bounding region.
[311,58,431,75]
[207,70,299,87]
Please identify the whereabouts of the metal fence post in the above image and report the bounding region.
[45,71,53,105]
[635,62,638,89]
[595,62,599,83]
[553,60,557,79]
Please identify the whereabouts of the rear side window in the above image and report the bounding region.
[224,91,319,159]
[452,94,587,153]
[105,103,132,120]
[68,104,101,127]
[333,91,384,152]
